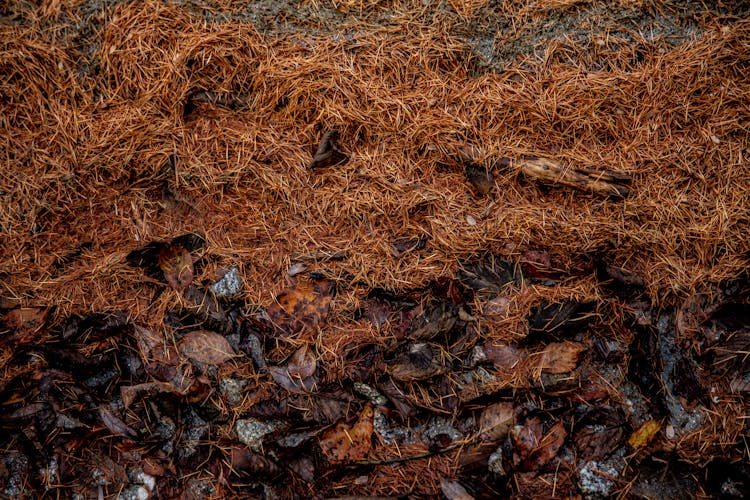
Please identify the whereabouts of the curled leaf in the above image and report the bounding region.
[309,130,349,169]
[158,243,194,290]
[270,344,318,392]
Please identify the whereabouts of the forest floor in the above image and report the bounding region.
[2,0,750,498]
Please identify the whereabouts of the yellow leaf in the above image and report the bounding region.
[628,419,661,450]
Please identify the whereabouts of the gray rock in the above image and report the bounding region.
[210,266,242,297]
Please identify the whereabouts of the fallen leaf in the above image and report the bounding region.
[465,163,494,195]
[479,402,515,442]
[628,419,661,450]
[270,344,317,392]
[390,343,447,382]
[483,343,521,370]
[308,130,349,169]
[440,478,475,500]
[99,406,137,438]
[512,417,543,463]
[519,250,555,280]
[391,236,427,258]
[267,279,333,334]
[158,243,194,290]
[537,342,584,374]
[320,404,374,464]
[404,301,458,340]
[574,406,625,462]
[519,420,567,471]
[121,382,184,408]
[178,330,235,365]
[527,299,592,336]
[378,379,417,418]
[2,307,48,344]
[458,255,523,298]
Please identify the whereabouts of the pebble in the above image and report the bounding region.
[209,266,242,297]
[236,418,283,452]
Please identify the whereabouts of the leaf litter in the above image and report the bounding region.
[1,0,750,498]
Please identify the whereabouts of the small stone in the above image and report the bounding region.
[579,461,617,499]
[236,418,283,452]
[209,266,242,297]
[353,382,388,406]
[466,215,477,226]
[219,378,247,406]
[710,135,720,144]
[117,485,149,500]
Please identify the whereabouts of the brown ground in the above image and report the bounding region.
[1,0,750,498]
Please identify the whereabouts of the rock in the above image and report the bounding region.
[210,266,242,297]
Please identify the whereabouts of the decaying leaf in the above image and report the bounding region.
[512,417,542,464]
[405,301,458,340]
[483,343,521,370]
[1,307,48,344]
[628,419,661,450]
[574,406,625,462]
[458,255,523,298]
[99,406,137,438]
[478,402,515,442]
[465,163,494,195]
[267,279,333,334]
[319,404,374,464]
[158,243,194,290]
[390,343,447,382]
[270,344,317,392]
[527,299,593,337]
[308,130,349,169]
[178,330,235,365]
[391,236,427,258]
[440,478,475,500]
[121,382,183,408]
[516,420,567,471]
[536,342,585,374]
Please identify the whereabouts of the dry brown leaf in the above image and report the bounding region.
[628,419,661,450]
[537,342,585,374]
[121,382,183,408]
[178,330,235,365]
[390,343,447,382]
[483,343,521,370]
[518,420,567,471]
[158,243,194,290]
[2,307,48,344]
[308,130,349,169]
[478,402,515,442]
[440,478,475,500]
[320,404,374,464]
[267,279,333,334]
[270,344,318,392]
